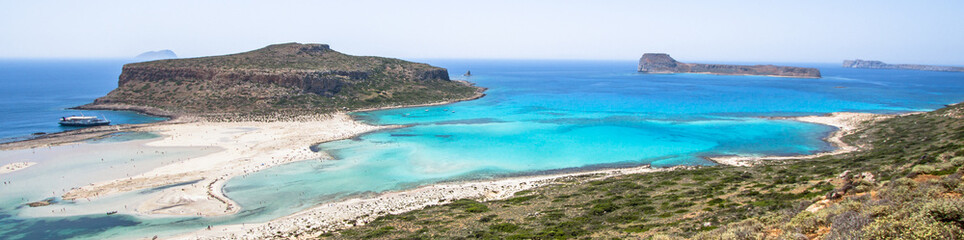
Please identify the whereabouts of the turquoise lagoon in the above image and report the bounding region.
[2,60,964,239]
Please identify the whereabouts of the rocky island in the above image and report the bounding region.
[81,43,483,119]
[638,53,821,78]
[135,49,177,60]
[843,59,964,72]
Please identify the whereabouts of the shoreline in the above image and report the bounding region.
[644,72,821,79]
[0,81,486,151]
[350,84,487,113]
[705,112,901,166]
[173,164,680,240]
[73,103,181,120]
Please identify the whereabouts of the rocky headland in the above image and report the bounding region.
[82,43,482,120]
[843,59,964,72]
[638,53,821,78]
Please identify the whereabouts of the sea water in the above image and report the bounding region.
[1,60,963,239]
[0,59,167,143]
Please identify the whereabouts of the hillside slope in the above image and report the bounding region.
[81,43,482,119]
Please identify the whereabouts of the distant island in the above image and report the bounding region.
[638,53,821,78]
[135,50,177,60]
[843,59,964,72]
[81,43,483,119]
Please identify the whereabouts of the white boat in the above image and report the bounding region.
[59,115,110,127]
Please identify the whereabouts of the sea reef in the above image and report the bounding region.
[638,53,821,78]
[842,59,964,72]
[82,43,480,119]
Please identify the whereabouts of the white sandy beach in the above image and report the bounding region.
[61,113,392,217]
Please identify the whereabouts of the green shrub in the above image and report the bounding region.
[787,211,821,234]
[826,211,870,240]
[589,202,619,215]
[489,223,519,232]
[912,165,937,174]
[504,195,539,204]
[862,216,963,239]
[716,219,766,240]
[921,199,964,225]
[479,214,498,223]
[364,226,395,239]
[449,199,489,213]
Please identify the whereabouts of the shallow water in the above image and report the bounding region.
[1,60,964,239]
[0,134,218,240]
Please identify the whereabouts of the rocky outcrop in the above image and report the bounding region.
[843,59,964,72]
[638,53,821,78]
[83,43,480,119]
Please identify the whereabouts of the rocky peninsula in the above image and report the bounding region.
[638,53,821,78]
[81,43,482,120]
[843,59,964,72]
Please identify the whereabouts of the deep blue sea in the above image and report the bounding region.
[1,59,963,239]
[0,59,166,143]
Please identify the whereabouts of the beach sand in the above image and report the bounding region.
[172,165,675,240]
[0,162,37,175]
[61,113,393,216]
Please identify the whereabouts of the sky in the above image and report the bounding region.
[1,0,963,64]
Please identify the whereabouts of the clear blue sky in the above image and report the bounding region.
[2,0,962,64]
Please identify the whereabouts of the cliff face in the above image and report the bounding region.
[85,43,480,118]
[638,53,821,78]
[843,59,964,72]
